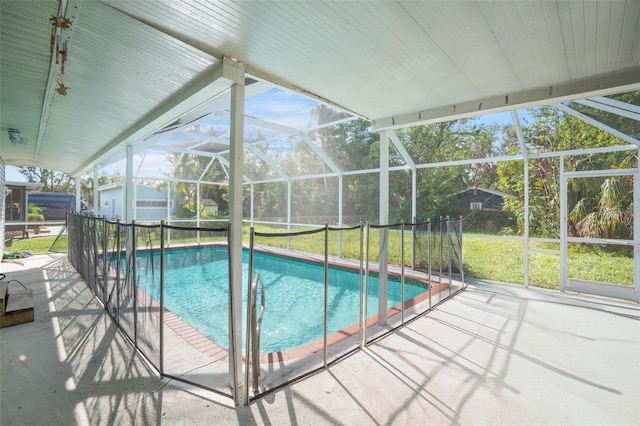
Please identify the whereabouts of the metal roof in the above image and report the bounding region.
[1,0,639,177]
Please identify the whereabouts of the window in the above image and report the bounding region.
[470,202,482,210]
[136,199,173,209]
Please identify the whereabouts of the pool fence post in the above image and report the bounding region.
[428,218,432,309]
[131,220,137,346]
[459,216,465,287]
[244,227,255,403]
[115,219,121,325]
[323,223,329,369]
[359,222,364,349]
[447,216,452,297]
[378,224,389,326]
[228,223,241,404]
[439,216,443,298]
[93,217,99,296]
[102,216,108,303]
[412,217,417,270]
[378,129,389,327]
[364,222,371,345]
[159,220,165,378]
[400,220,405,325]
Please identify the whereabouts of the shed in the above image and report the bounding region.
[98,182,176,221]
[449,187,508,211]
[201,199,219,214]
[3,181,44,240]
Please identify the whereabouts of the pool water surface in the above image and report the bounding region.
[135,246,428,352]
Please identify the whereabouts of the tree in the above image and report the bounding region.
[497,104,636,238]
[17,167,74,192]
[397,119,501,220]
[569,90,640,140]
[569,177,633,240]
[165,152,229,218]
[16,166,115,207]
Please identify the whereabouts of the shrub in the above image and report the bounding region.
[27,213,44,222]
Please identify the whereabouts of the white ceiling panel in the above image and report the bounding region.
[1,0,639,175]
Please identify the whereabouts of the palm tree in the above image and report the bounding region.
[569,177,633,240]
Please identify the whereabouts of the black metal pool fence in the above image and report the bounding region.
[66,213,465,405]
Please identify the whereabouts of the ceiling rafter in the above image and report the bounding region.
[589,96,640,114]
[389,132,415,169]
[301,135,341,176]
[71,58,238,176]
[373,69,640,130]
[554,103,640,147]
[573,98,640,121]
[152,144,253,184]
[246,145,290,181]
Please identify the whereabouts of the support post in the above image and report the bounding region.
[227,59,246,405]
[93,166,100,216]
[125,145,134,222]
[378,130,389,325]
[75,176,82,213]
[559,156,567,292]
[512,111,530,287]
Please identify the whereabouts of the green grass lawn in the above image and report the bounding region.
[462,236,634,289]
[6,228,634,290]
[7,235,67,254]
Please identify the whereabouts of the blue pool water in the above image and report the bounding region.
[135,246,428,352]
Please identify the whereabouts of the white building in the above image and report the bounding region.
[98,182,176,222]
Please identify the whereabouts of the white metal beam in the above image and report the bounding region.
[199,157,216,181]
[588,96,640,114]
[167,79,275,131]
[373,68,640,130]
[389,132,415,169]
[302,135,342,176]
[554,104,640,147]
[512,110,530,288]
[72,57,240,176]
[131,175,230,186]
[151,145,253,184]
[216,111,348,180]
[245,66,366,121]
[246,145,290,181]
[573,99,640,121]
[32,0,70,166]
[528,144,637,159]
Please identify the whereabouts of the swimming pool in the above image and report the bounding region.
[135,246,428,352]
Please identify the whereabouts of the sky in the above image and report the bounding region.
[6,165,23,181]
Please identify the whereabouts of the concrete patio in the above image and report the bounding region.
[1,253,638,425]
